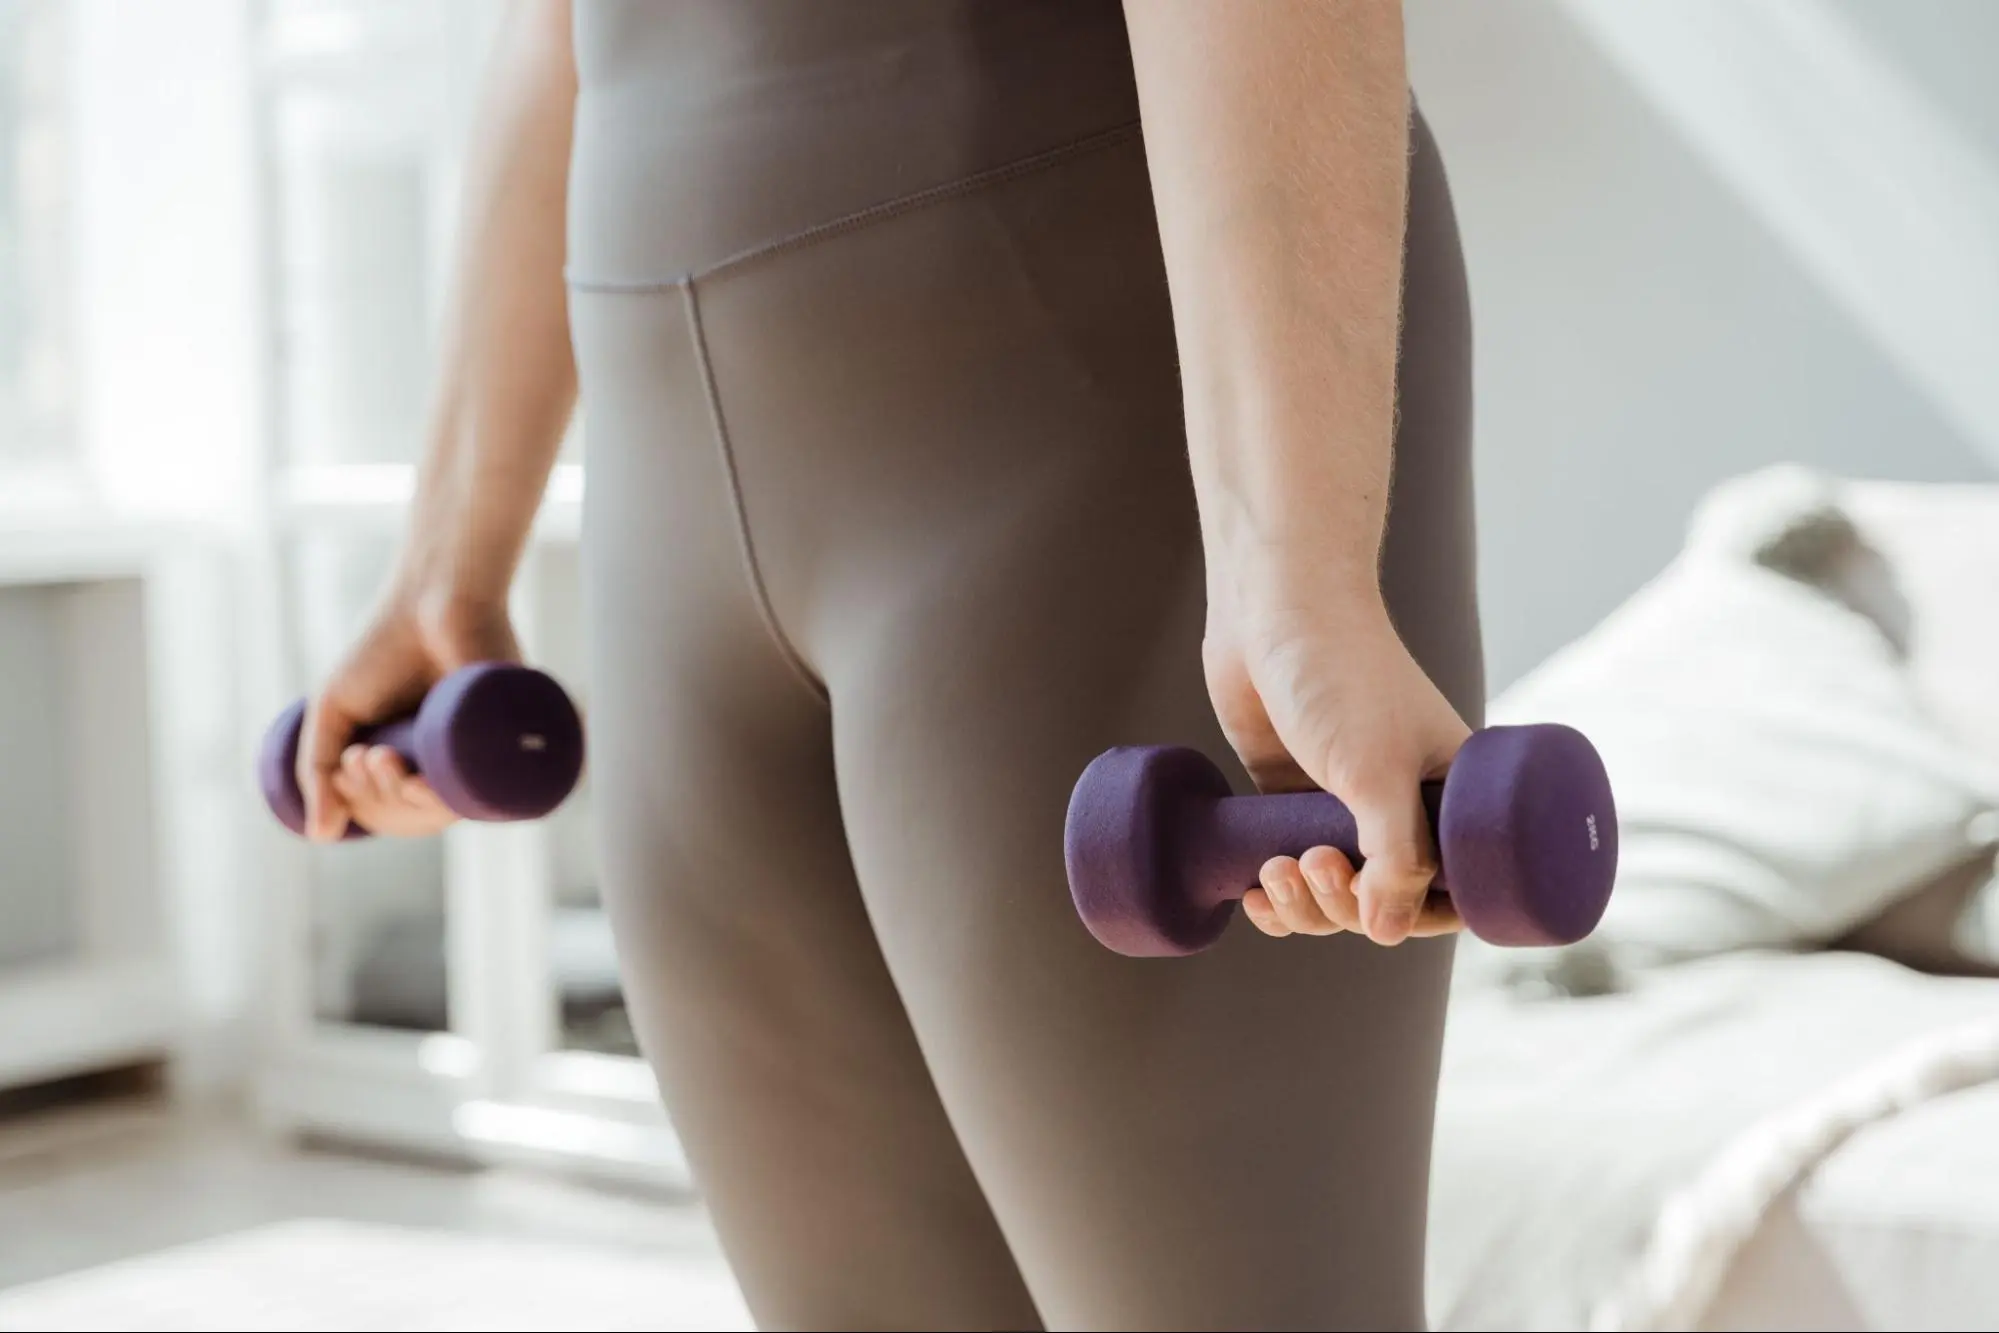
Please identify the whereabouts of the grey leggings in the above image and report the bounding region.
[566,4,1480,1328]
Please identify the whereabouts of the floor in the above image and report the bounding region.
[0,1084,749,1330]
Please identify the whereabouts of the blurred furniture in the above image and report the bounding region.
[247,0,677,1186]
[1431,479,1999,1332]
[0,1,242,1098]
[0,533,176,1092]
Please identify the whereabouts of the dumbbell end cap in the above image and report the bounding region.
[1066,745,1237,957]
[256,697,373,840]
[1441,724,1617,946]
[419,663,585,822]
[257,698,314,837]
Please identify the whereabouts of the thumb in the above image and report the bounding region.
[297,695,356,843]
[1346,778,1441,946]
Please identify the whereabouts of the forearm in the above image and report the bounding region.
[397,0,577,619]
[1124,0,1409,610]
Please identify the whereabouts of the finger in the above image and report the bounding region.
[397,776,452,821]
[333,743,373,807]
[297,697,356,843]
[330,764,367,806]
[364,746,410,805]
[361,748,451,836]
[1347,787,1441,946]
[1240,887,1292,938]
[334,744,386,828]
[1260,855,1340,936]
[341,742,373,789]
[1299,844,1364,934]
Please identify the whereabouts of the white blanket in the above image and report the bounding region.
[1430,952,1999,1331]
[1434,470,1999,1329]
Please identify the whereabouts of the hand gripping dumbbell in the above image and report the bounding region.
[258,662,586,839]
[1064,723,1617,955]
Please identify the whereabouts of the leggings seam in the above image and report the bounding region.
[680,279,830,706]
[567,119,1142,294]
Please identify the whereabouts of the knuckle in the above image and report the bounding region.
[1299,844,1353,880]
[1244,905,1286,938]
[1355,881,1420,920]
[1371,842,1439,883]
[1314,887,1359,929]
[1259,856,1301,890]
[1269,896,1311,930]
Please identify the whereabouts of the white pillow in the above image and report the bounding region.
[1483,467,1999,974]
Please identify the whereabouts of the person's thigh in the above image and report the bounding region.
[702,114,1480,1329]
[826,497,1467,1329]
[571,288,1040,1332]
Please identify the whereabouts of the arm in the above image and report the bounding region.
[1124,0,1469,944]
[299,0,578,841]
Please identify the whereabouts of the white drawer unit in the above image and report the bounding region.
[0,528,198,1094]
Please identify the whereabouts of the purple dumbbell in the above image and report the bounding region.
[1065,723,1617,955]
[258,662,586,840]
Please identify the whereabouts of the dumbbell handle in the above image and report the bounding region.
[344,714,422,775]
[1180,781,1449,910]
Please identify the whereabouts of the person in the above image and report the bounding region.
[297,1,1479,1327]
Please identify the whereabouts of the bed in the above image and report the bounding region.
[1428,478,1999,1332]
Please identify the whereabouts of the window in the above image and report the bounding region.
[261,0,500,469]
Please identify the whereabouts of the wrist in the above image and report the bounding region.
[1217,559,1397,664]
[1207,503,1384,616]
[386,542,511,635]
[390,442,529,625]
[1192,439,1389,608]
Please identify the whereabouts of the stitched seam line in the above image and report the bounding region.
[567,119,1141,294]
[680,280,829,705]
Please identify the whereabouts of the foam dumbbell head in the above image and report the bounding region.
[1435,724,1617,946]
[1064,723,1617,956]
[258,662,585,839]
[1064,744,1242,956]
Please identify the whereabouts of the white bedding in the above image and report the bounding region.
[1429,950,1999,1331]
[1707,1078,1999,1330]
[1431,475,1999,1331]
[1486,465,1999,970]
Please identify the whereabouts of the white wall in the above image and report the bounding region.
[1829,0,1999,155]
[1407,0,1999,691]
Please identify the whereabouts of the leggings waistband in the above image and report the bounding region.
[565,0,1142,285]
[564,121,1141,293]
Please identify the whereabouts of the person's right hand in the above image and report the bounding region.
[297,592,522,842]
[1204,565,1471,947]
